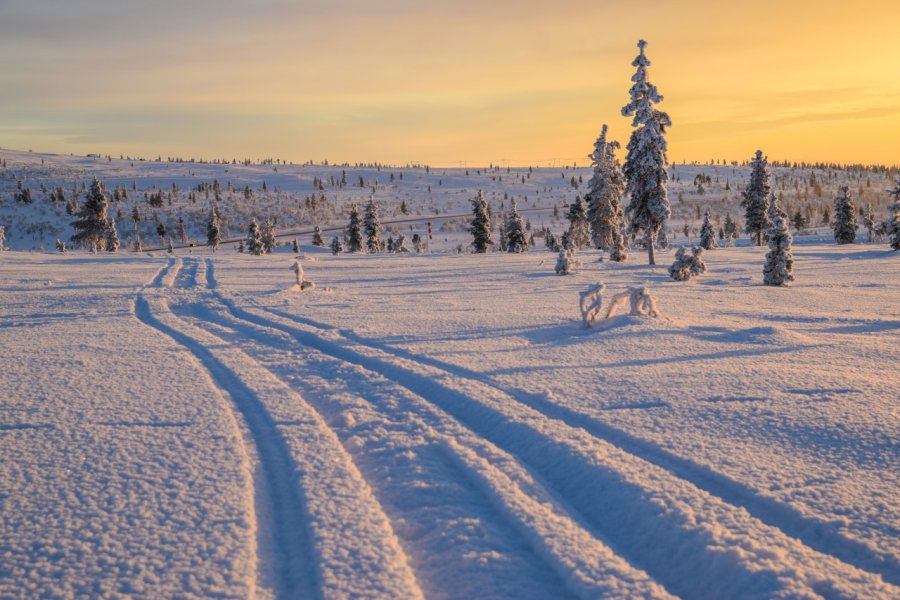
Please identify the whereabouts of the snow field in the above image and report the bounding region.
[1,239,897,598]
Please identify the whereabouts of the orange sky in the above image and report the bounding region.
[2,0,899,165]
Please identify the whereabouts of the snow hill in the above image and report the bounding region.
[1,147,898,598]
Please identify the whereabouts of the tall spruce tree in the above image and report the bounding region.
[741,150,771,246]
[505,200,528,253]
[621,40,671,265]
[565,195,591,248]
[346,206,363,252]
[364,198,382,253]
[699,209,718,250]
[207,207,221,250]
[71,178,109,251]
[832,185,857,244]
[763,193,794,286]
[585,124,626,251]
[469,190,493,253]
[888,179,900,250]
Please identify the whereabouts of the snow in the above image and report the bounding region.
[1,149,898,598]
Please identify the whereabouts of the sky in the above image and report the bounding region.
[2,0,899,166]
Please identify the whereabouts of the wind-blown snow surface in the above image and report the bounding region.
[1,244,897,598]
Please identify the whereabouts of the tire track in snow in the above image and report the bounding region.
[134,294,315,600]
[172,257,199,289]
[183,298,671,599]
[135,286,423,599]
[147,257,176,289]
[262,305,900,589]
[212,294,897,599]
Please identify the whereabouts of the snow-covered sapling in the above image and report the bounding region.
[505,200,528,252]
[832,186,857,244]
[55,239,66,253]
[312,226,325,247]
[763,196,794,286]
[699,209,717,250]
[247,219,264,255]
[668,245,706,281]
[346,206,363,253]
[207,208,221,250]
[330,236,343,255]
[292,238,299,253]
[555,248,580,275]
[609,231,628,262]
[469,190,493,253]
[364,198,382,253]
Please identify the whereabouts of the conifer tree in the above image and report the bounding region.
[71,178,109,251]
[330,236,344,255]
[609,231,628,262]
[292,238,299,253]
[565,195,591,248]
[247,219,264,255]
[0,225,5,250]
[346,206,363,252]
[863,205,875,243]
[888,179,900,251]
[364,198,382,253]
[106,218,120,252]
[177,217,187,243]
[469,190,493,253]
[621,40,671,265]
[505,200,528,253]
[699,209,718,250]
[585,124,625,251]
[261,218,277,253]
[312,225,325,246]
[741,150,771,246]
[832,185,858,244]
[763,194,794,286]
[207,207,222,250]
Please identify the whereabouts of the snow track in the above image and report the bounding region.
[195,260,896,599]
[134,259,422,599]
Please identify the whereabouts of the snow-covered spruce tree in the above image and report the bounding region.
[364,198,382,253]
[469,190,493,253]
[105,218,120,252]
[261,218,277,253]
[0,225,5,250]
[505,200,528,253]
[699,209,717,250]
[292,239,299,253]
[207,207,221,250]
[741,150,771,246]
[832,185,858,244]
[609,231,628,262]
[71,178,109,251]
[763,194,794,285]
[247,219,264,256]
[346,206,363,252]
[565,195,591,249]
[668,245,706,281]
[585,124,626,251]
[177,217,187,243]
[312,225,325,247]
[621,40,671,265]
[888,179,900,250]
[330,236,343,255]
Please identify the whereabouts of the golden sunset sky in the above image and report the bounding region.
[2,0,899,165]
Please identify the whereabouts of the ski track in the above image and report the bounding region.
[181,282,671,599]
[260,308,900,589]
[198,260,896,599]
[135,258,422,600]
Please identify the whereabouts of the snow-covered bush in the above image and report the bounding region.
[668,245,706,281]
[555,248,580,275]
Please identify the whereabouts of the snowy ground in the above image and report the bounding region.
[1,240,897,598]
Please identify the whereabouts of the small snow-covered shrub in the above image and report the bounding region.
[668,245,706,281]
[555,248,580,275]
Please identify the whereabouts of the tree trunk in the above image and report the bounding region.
[648,239,656,265]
